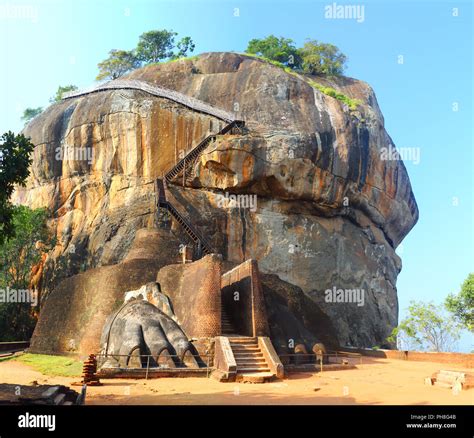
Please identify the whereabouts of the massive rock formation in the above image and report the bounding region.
[14,52,418,350]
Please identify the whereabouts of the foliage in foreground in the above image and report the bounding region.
[0,206,53,341]
[0,132,35,245]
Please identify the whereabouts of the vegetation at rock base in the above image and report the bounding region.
[0,353,83,377]
[0,206,53,341]
[388,301,462,352]
[21,107,43,124]
[0,132,35,244]
[49,84,78,103]
[445,273,474,332]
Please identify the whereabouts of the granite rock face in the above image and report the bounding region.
[15,52,418,349]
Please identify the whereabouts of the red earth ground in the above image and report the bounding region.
[0,357,472,405]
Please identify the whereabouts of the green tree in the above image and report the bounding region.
[21,107,43,124]
[50,85,78,103]
[246,35,300,67]
[136,29,177,64]
[96,49,141,81]
[173,36,195,59]
[298,39,347,75]
[388,301,461,352]
[0,132,35,245]
[446,274,474,332]
[0,206,52,341]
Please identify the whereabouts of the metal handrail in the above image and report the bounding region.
[96,352,214,379]
[164,120,244,182]
[62,79,237,122]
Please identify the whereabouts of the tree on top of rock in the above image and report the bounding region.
[136,29,178,64]
[299,39,347,75]
[172,36,196,59]
[246,35,300,67]
[50,85,78,103]
[96,49,141,81]
[245,35,347,75]
[21,107,43,125]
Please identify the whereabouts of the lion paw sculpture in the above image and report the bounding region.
[100,283,199,369]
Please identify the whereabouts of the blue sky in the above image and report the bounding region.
[0,0,472,351]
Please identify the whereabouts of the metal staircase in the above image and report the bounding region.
[164,120,244,184]
[156,178,213,257]
[156,119,244,259]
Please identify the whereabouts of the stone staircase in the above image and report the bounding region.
[229,337,275,382]
[429,370,474,390]
[221,305,236,336]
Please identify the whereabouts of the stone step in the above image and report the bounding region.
[231,346,260,352]
[233,352,264,358]
[236,360,267,366]
[237,366,271,373]
[437,371,466,381]
[433,381,453,389]
[230,343,258,348]
[236,372,275,383]
[436,374,460,385]
[229,337,257,343]
[438,370,467,377]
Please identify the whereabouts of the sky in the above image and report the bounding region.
[0,0,472,351]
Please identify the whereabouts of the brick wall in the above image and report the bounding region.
[157,254,223,338]
[340,348,474,368]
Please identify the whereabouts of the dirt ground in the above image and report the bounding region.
[0,357,472,405]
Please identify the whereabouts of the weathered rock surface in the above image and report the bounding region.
[16,52,418,349]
